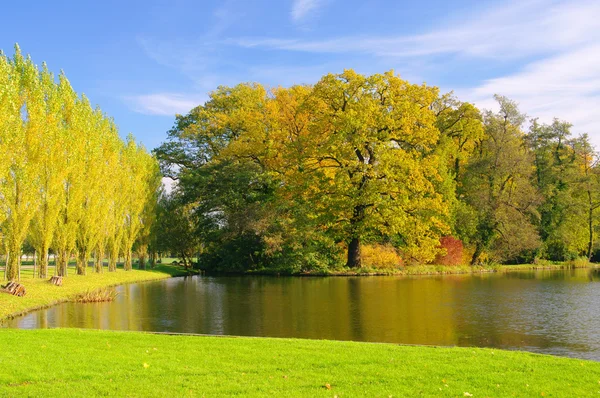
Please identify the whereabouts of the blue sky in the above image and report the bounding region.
[1,0,599,149]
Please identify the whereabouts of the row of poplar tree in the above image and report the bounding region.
[155,70,600,272]
[0,46,161,281]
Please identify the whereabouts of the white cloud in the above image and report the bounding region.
[291,0,327,22]
[126,93,206,116]
[460,43,600,145]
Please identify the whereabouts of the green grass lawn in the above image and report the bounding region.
[0,329,599,397]
[0,264,190,321]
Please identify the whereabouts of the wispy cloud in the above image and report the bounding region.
[291,0,327,22]
[126,93,206,116]
[238,0,600,59]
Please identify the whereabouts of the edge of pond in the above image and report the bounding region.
[5,263,599,325]
[0,266,195,324]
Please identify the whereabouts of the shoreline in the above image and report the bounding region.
[217,262,600,277]
[0,265,192,323]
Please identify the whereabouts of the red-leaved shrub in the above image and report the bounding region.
[434,236,464,266]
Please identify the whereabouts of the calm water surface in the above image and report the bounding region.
[5,269,600,360]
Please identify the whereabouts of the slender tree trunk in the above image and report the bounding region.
[38,243,50,279]
[57,250,70,277]
[108,254,117,272]
[454,157,461,181]
[56,250,65,276]
[95,249,105,273]
[77,250,88,275]
[124,249,132,271]
[139,253,146,270]
[3,252,8,281]
[471,243,483,265]
[149,252,156,268]
[6,240,20,281]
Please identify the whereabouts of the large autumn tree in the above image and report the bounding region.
[278,70,449,267]
[156,70,450,270]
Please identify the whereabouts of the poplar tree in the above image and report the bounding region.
[29,65,67,278]
[0,47,42,281]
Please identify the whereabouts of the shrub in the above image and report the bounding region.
[361,244,403,269]
[433,236,464,266]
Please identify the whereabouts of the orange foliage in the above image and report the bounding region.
[434,236,464,266]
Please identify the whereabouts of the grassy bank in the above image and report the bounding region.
[0,264,190,321]
[0,329,599,397]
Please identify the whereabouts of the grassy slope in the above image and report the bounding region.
[0,264,189,321]
[0,329,599,397]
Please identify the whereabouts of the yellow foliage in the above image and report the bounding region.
[361,244,403,269]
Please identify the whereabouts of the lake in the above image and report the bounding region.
[5,268,600,360]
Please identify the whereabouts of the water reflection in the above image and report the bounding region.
[4,269,600,360]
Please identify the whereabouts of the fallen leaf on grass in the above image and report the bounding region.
[324,383,331,390]
[143,363,150,368]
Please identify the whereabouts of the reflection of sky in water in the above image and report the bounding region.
[4,269,600,361]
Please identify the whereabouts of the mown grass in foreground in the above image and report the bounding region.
[0,264,190,321]
[0,329,599,397]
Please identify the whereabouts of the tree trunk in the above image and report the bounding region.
[6,240,20,281]
[95,249,104,273]
[139,253,146,270]
[56,250,67,276]
[471,241,485,265]
[346,237,362,268]
[38,244,49,279]
[454,157,461,181]
[77,250,88,275]
[346,204,365,269]
[124,250,132,271]
[108,254,117,272]
[149,252,156,268]
[4,252,9,281]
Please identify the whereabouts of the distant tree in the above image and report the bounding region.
[461,96,541,264]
